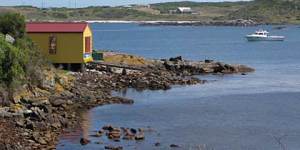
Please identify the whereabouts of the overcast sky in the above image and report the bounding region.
[0,0,250,8]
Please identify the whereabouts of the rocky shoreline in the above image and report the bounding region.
[0,55,254,150]
[87,19,259,27]
[139,19,258,27]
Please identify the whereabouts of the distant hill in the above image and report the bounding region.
[0,0,300,24]
[0,2,247,22]
[150,1,248,14]
[228,0,300,24]
[0,6,161,21]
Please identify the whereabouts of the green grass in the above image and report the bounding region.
[228,0,300,24]
[150,1,248,14]
[0,6,162,21]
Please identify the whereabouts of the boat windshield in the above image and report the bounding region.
[255,30,269,35]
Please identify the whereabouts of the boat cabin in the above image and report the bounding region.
[255,30,269,35]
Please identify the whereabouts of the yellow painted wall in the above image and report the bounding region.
[83,25,93,63]
[28,33,84,63]
[28,25,93,64]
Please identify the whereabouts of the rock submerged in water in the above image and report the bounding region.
[155,142,161,147]
[95,141,103,144]
[105,145,123,150]
[97,125,149,142]
[170,144,180,148]
[102,125,114,131]
[130,128,137,134]
[80,138,90,145]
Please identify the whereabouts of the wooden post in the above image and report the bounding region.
[67,64,72,71]
[58,64,64,69]
[81,63,86,72]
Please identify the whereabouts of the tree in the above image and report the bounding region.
[0,13,26,39]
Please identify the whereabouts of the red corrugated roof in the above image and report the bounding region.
[26,22,88,33]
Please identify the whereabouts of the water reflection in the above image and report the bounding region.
[58,111,92,146]
[81,111,92,139]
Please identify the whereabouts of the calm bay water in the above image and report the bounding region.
[57,24,300,150]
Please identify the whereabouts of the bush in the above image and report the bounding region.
[0,13,26,39]
[0,35,26,102]
[51,12,68,19]
[15,37,48,87]
[0,13,49,104]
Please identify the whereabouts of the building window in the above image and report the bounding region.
[49,35,57,54]
[85,36,91,53]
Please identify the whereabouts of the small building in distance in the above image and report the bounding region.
[169,7,194,14]
[26,22,93,70]
[177,7,193,14]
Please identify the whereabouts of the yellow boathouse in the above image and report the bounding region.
[26,22,93,68]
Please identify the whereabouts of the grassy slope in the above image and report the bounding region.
[150,1,248,14]
[150,1,248,20]
[0,0,300,24]
[0,6,160,21]
[228,0,300,24]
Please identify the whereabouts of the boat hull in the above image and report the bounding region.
[246,36,285,41]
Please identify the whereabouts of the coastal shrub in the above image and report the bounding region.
[0,35,48,104]
[15,36,48,87]
[51,12,68,19]
[0,13,49,104]
[0,13,26,39]
[0,35,26,102]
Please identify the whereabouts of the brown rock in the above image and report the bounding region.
[51,122,61,129]
[108,131,121,139]
[32,132,47,145]
[16,119,25,127]
[95,129,104,137]
[135,132,145,140]
[106,127,122,140]
[50,99,66,107]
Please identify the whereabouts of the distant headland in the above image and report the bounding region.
[1,0,300,25]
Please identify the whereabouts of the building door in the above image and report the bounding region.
[49,35,57,54]
[85,37,91,53]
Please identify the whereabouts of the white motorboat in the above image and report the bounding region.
[246,30,285,41]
